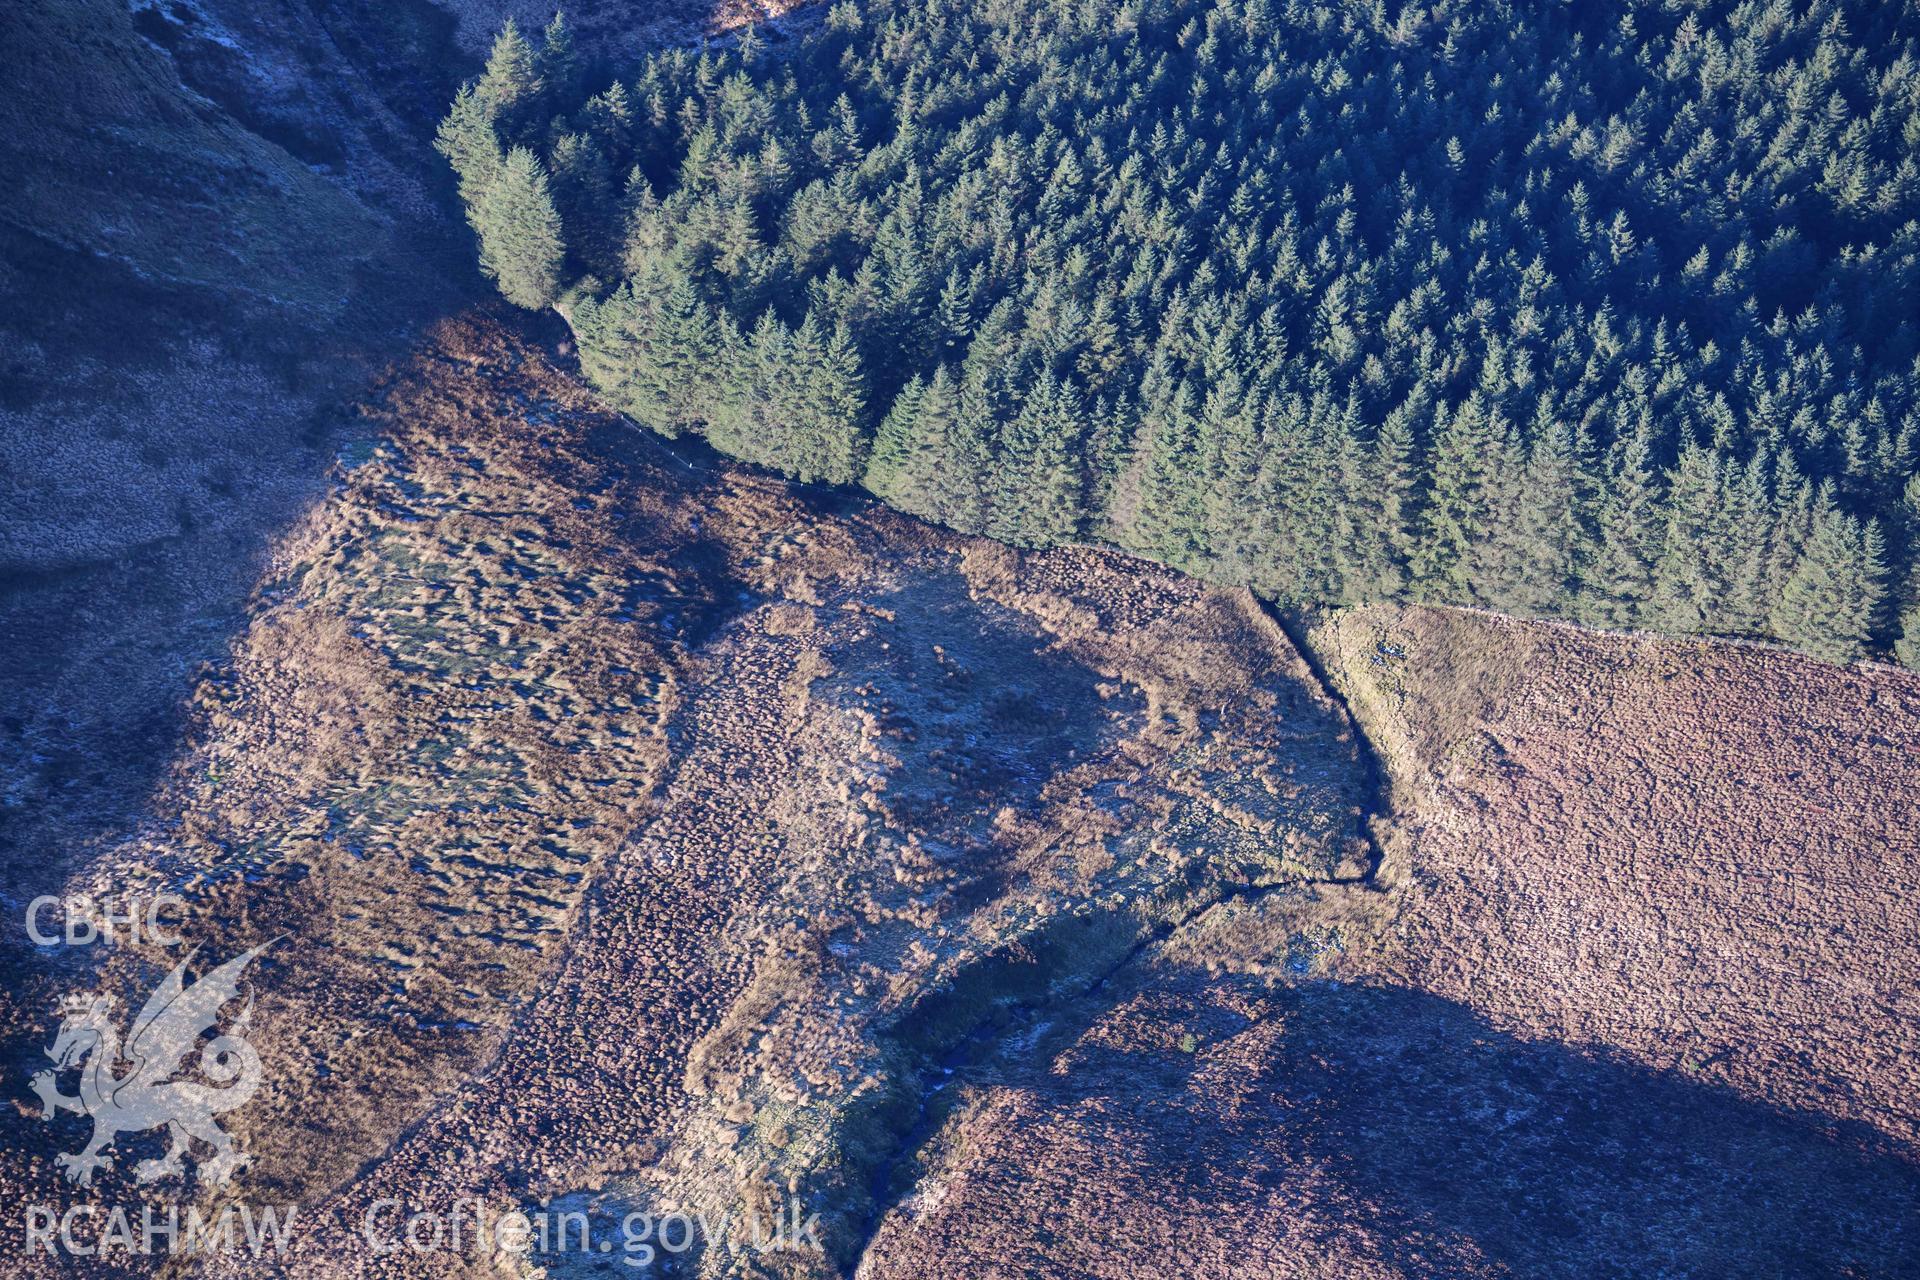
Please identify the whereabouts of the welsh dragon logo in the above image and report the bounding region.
[30,945,269,1189]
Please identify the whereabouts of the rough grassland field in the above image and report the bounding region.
[854,618,1920,1278]
[2,312,1378,1278]
[1316,605,1920,1154]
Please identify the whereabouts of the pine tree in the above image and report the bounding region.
[540,12,578,104]
[1330,408,1404,602]
[475,147,566,310]
[1119,379,1205,569]
[570,282,654,420]
[1245,397,1302,601]
[548,132,613,263]
[436,85,504,230]
[1253,394,1344,603]
[1496,416,1586,617]
[451,0,1920,668]
[1583,422,1663,629]
[1769,492,1887,665]
[922,365,993,531]
[1197,373,1264,580]
[807,320,871,485]
[1649,444,1728,634]
[865,372,928,505]
[1717,451,1776,635]
[1764,451,1817,609]
[1413,394,1499,604]
[935,266,974,355]
[1896,606,1920,670]
[706,309,784,463]
[1473,415,1531,611]
[866,363,989,531]
[705,310,866,484]
[986,374,1085,548]
[647,273,721,432]
[1890,472,1920,649]
[1372,396,1423,577]
[477,19,540,132]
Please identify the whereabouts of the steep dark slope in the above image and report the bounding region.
[0,0,781,993]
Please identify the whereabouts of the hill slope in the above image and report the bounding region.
[857,608,1920,1279]
[2,312,1378,1276]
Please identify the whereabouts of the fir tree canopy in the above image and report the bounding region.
[444,0,1920,666]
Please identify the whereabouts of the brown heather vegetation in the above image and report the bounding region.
[3,312,1375,1277]
[859,609,1920,1279]
[1316,605,1920,1153]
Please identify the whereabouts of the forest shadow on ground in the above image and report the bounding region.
[1280,983,1920,1277]
[1040,979,1920,1278]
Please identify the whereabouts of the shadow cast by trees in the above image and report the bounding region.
[1238,982,1920,1278]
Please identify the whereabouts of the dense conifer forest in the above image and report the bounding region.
[440,0,1920,666]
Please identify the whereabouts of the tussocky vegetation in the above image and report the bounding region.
[440,0,1920,668]
[9,2,1920,1275]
